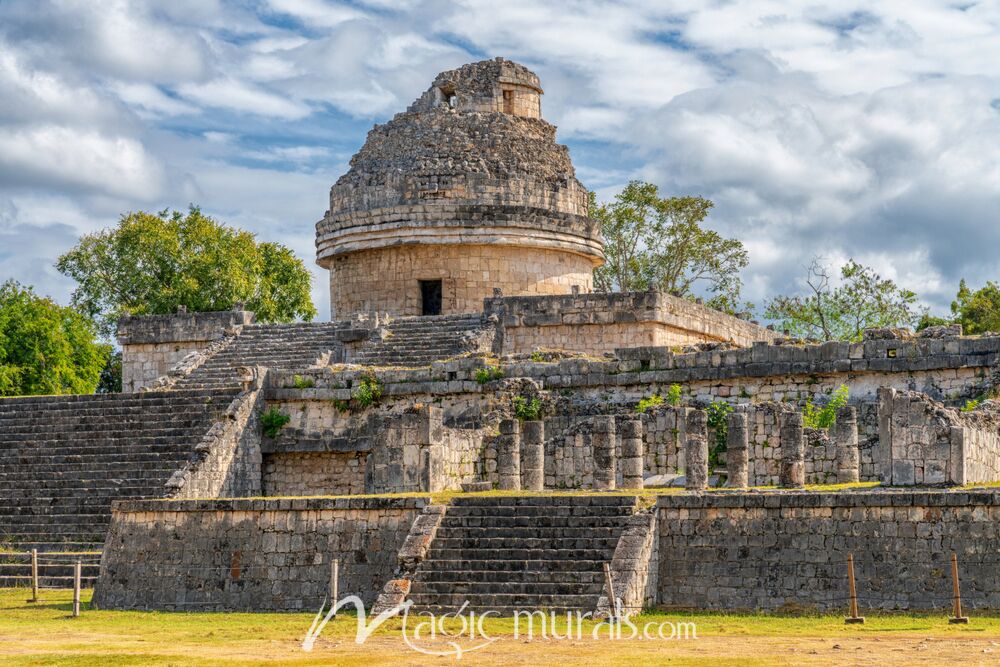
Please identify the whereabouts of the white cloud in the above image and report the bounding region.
[0,125,166,200]
[177,77,312,119]
[0,0,998,320]
[111,82,200,118]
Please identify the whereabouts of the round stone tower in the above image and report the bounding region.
[316,57,604,319]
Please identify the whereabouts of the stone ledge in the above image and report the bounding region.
[656,489,1000,510]
[117,310,254,345]
[111,496,430,513]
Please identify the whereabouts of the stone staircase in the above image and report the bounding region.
[0,388,237,584]
[174,322,345,389]
[408,496,636,613]
[355,314,489,367]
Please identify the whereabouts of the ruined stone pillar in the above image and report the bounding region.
[725,412,749,488]
[592,416,617,491]
[834,406,860,483]
[520,420,545,491]
[619,417,644,489]
[497,419,521,491]
[684,410,708,491]
[779,411,805,488]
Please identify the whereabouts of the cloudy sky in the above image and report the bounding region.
[1,0,999,322]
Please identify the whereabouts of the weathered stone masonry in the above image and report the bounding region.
[657,490,1000,612]
[92,497,426,611]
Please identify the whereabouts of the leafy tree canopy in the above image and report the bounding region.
[950,279,1000,335]
[591,181,750,314]
[764,258,920,341]
[0,280,110,396]
[57,207,316,337]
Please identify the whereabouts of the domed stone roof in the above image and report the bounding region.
[315,57,603,266]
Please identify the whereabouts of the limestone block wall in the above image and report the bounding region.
[488,291,777,356]
[92,497,425,611]
[366,407,489,494]
[878,388,1000,485]
[656,491,1000,612]
[117,310,254,392]
[327,244,594,319]
[262,452,367,496]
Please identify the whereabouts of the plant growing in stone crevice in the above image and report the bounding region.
[260,406,291,438]
[513,395,543,421]
[474,365,504,384]
[351,373,383,408]
[706,400,732,471]
[635,394,664,414]
[802,385,849,429]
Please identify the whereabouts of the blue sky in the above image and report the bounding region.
[1,0,999,322]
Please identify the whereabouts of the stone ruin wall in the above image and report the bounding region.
[878,387,1000,485]
[259,392,495,495]
[92,497,424,611]
[489,291,778,354]
[657,490,1000,612]
[257,331,998,493]
[262,452,367,496]
[327,244,595,319]
[116,310,254,392]
[541,405,848,489]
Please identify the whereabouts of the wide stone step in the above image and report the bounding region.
[434,526,622,540]
[425,548,615,561]
[431,537,620,550]
[407,592,600,611]
[411,570,605,584]
[436,517,630,529]
[409,581,603,596]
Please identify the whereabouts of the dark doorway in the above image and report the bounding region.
[420,280,442,316]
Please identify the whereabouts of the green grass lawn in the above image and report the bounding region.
[2,588,999,666]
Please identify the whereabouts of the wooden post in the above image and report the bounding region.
[845,553,864,624]
[28,549,39,603]
[72,561,81,618]
[949,552,969,624]
[602,562,618,620]
[329,559,339,617]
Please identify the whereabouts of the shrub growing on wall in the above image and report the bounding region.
[261,407,291,438]
[802,385,849,429]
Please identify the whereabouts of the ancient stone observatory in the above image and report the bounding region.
[315,58,603,319]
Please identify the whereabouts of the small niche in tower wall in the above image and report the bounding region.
[502,89,513,114]
[420,280,442,316]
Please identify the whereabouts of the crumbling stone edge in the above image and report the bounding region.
[371,504,448,614]
[164,366,267,498]
[596,500,657,618]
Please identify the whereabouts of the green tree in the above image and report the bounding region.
[591,182,750,312]
[950,279,1000,334]
[56,207,316,337]
[764,258,920,341]
[0,280,110,396]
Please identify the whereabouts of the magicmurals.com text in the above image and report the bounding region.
[303,596,698,659]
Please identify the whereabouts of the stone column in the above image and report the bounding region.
[833,406,860,483]
[684,410,708,491]
[497,418,521,491]
[520,420,545,491]
[592,416,617,491]
[779,411,805,488]
[619,417,644,489]
[725,412,749,488]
